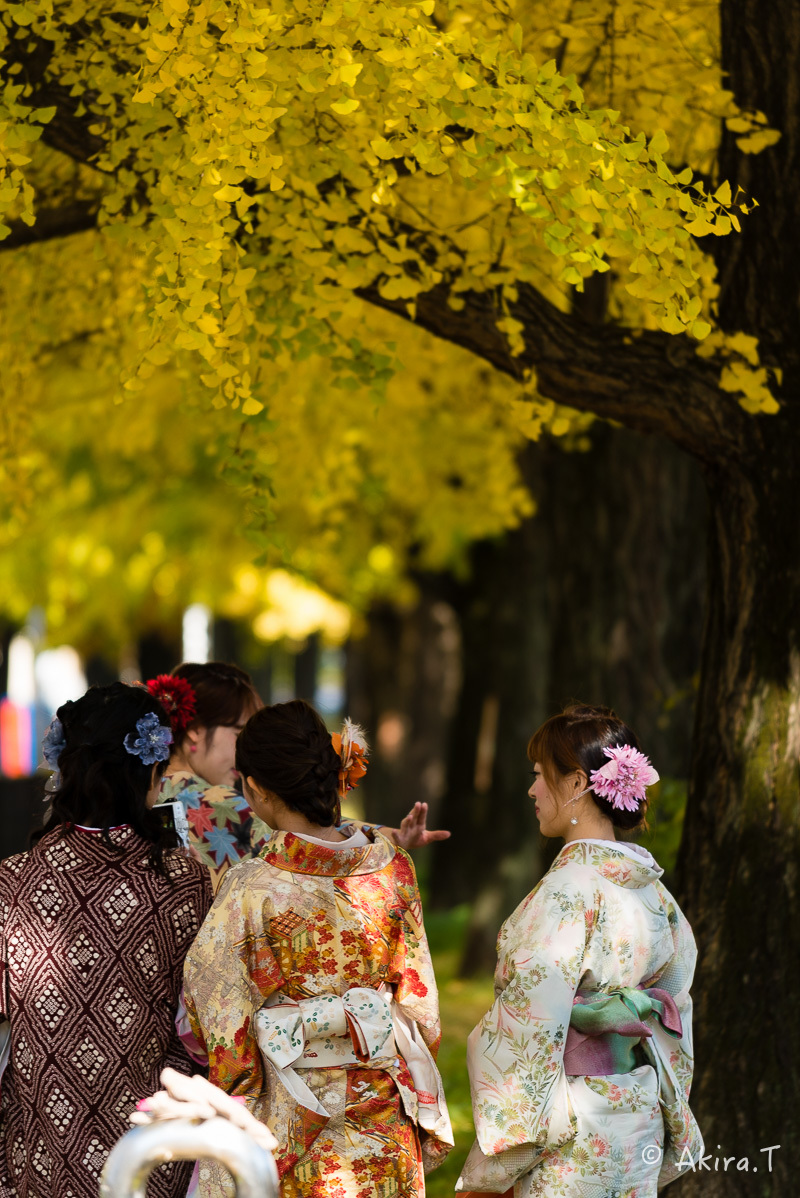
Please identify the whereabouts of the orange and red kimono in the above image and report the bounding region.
[183,826,452,1198]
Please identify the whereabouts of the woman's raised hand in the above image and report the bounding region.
[391,802,451,850]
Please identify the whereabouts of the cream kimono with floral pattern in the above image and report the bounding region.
[458,840,703,1198]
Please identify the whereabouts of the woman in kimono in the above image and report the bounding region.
[150,664,450,891]
[149,662,265,890]
[182,700,453,1198]
[0,682,212,1198]
[458,704,703,1198]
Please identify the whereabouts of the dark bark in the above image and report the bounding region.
[668,2,800,1191]
[715,0,800,375]
[429,446,549,970]
[541,423,706,775]
[136,630,181,681]
[345,581,461,832]
[675,425,800,1196]
[4,201,101,249]
[294,634,320,703]
[359,272,743,461]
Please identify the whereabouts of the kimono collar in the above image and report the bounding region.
[161,769,213,790]
[260,825,396,877]
[38,823,143,861]
[553,839,663,888]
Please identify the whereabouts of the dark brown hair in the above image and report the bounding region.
[171,661,262,744]
[33,683,178,875]
[235,700,341,827]
[528,703,651,831]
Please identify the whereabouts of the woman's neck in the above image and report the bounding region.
[274,808,347,842]
[165,746,194,775]
[563,816,617,845]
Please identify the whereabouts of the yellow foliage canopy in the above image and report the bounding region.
[0,0,777,643]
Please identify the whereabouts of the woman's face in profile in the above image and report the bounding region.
[190,722,247,787]
[528,761,565,837]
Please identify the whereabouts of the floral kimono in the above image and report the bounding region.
[157,772,270,891]
[183,825,453,1198]
[458,839,703,1198]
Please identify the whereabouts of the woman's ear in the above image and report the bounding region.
[145,765,162,809]
[185,727,201,754]
[245,775,268,802]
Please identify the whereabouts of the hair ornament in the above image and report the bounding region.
[589,744,659,812]
[124,712,173,766]
[146,674,197,737]
[41,716,67,792]
[331,718,369,798]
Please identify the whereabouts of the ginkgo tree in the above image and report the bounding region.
[0,264,538,648]
[1,0,798,1191]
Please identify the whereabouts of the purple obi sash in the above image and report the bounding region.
[563,986,682,1076]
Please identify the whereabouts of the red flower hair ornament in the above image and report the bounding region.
[146,674,197,738]
[331,718,369,799]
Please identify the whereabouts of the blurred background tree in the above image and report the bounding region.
[1,0,798,1191]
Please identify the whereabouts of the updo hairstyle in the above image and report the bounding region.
[528,703,650,831]
[235,700,341,827]
[171,661,262,745]
[34,682,178,873]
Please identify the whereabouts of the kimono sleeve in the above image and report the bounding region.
[391,848,442,1056]
[182,862,284,1102]
[0,865,10,1023]
[387,847,454,1171]
[0,867,11,1192]
[458,870,590,1191]
[649,883,704,1188]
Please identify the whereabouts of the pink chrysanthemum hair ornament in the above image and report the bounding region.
[589,744,659,812]
[331,718,369,799]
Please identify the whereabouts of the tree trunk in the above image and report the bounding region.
[674,423,800,1194]
[429,450,549,969]
[669,2,800,1192]
[540,423,705,777]
[294,634,320,703]
[137,630,181,682]
[345,582,462,832]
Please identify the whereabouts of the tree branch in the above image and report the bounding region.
[0,42,748,464]
[3,200,101,249]
[357,276,746,463]
[5,36,108,167]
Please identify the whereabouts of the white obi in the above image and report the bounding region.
[256,987,395,1070]
[255,986,452,1144]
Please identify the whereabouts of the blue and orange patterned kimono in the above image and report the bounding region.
[157,772,270,892]
[182,825,452,1198]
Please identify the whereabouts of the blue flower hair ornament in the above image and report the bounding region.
[42,716,66,770]
[124,712,173,766]
[41,716,67,793]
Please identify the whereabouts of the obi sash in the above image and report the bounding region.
[255,986,451,1141]
[256,988,394,1071]
[563,986,682,1076]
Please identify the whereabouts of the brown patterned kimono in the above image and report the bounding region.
[0,824,212,1198]
[183,826,453,1198]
